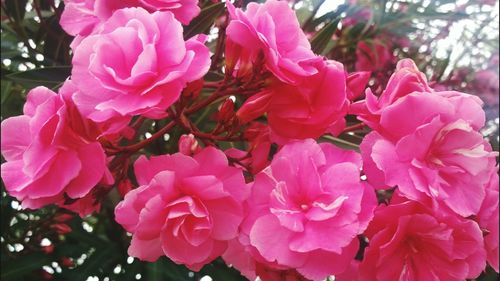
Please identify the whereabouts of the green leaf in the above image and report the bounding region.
[1,253,51,281]
[309,4,348,30]
[199,259,248,281]
[145,257,191,281]
[184,2,225,39]
[1,80,13,104]
[204,71,225,82]
[4,0,28,22]
[61,245,120,279]
[321,135,360,151]
[310,18,341,55]
[5,66,71,89]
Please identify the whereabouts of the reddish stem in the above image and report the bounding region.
[112,120,176,154]
[342,123,366,133]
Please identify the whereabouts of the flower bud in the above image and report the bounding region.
[53,213,73,223]
[118,179,133,198]
[60,257,75,268]
[42,244,55,254]
[178,134,201,156]
[51,223,72,235]
[236,91,273,123]
[347,71,371,101]
[183,79,204,100]
[217,98,235,123]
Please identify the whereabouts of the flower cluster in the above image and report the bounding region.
[1,0,497,280]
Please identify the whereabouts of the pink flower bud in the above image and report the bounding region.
[51,223,72,235]
[178,134,201,156]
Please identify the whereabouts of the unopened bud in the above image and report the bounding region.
[236,91,272,123]
[183,79,204,100]
[179,134,201,156]
[118,179,133,198]
[42,244,55,254]
[51,223,72,235]
[217,98,235,123]
[40,270,53,280]
[60,257,75,268]
[53,213,73,223]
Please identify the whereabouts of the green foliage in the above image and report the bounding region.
[0,1,498,280]
[184,2,226,39]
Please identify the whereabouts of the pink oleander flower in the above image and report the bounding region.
[0,83,112,215]
[477,168,499,272]
[334,260,360,281]
[237,60,349,140]
[224,139,376,280]
[71,7,210,129]
[355,39,394,72]
[225,0,321,84]
[223,238,314,281]
[359,198,487,281]
[60,0,200,38]
[361,92,497,217]
[472,69,499,106]
[343,7,372,27]
[114,147,249,270]
[351,59,432,129]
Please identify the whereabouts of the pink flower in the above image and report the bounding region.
[472,69,499,106]
[0,83,111,215]
[114,147,249,270]
[351,59,432,129]
[71,7,210,128]
[334,260,360,281]
[225,0,321,84]
[237,60,349,140]
[361,92,497,217]
[223,238,315,281]
[355,39,394,72]
[60,0,100,38]
[474,70,499,92]
[343,8,372,27]
[60,0,200,38]
[226,139,376,280]
[477,168,499,272]
[359,199,487,280]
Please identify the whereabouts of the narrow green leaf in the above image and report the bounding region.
[184,2,226,39]
[321,135,360,151]
[4,0,28,22]
[146,257,191,281]
[62,245,119,279]
[310,18,341,55]
[1,80,13,104]
[1,253,51,281]
[6,66,71,89]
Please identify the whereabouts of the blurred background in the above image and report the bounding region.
[1,0,498,280]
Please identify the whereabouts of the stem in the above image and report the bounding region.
[210,13,228,70]
[203,81,224,89]
[114,120,176,154]
[191,130,242,142]
[185,91,226,114]
[342,123,366,133]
